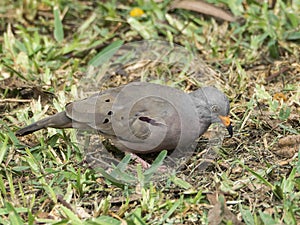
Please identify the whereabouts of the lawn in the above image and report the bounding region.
[0,0,300,224]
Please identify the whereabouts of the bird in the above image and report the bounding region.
[16,82,233,155]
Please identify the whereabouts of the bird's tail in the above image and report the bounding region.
[16,111,72,136]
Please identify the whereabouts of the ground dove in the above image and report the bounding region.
[16,82,232,154]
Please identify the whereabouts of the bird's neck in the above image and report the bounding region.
[188,91,213,124]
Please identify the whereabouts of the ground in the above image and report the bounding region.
[0,0,299,224]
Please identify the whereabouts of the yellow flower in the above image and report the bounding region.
[130,7,145,17]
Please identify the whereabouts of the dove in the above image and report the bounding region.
[16,82,232,154]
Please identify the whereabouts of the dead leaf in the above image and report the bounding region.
[36,211,53,219]
[172,0,236,22]
[269,135,300,158]
[278,135,300,147]
[208,194,244,225]
[274,146,298,158]
[206,193,217,205]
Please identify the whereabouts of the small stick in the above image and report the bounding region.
[0,98,32,103]
[265,66,289,82]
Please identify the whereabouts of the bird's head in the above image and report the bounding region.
[190,86,233,137]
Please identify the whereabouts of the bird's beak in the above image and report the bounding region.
[218,115,233,137]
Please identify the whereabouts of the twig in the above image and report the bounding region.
[265,66,290,82]
[0,98,32,103]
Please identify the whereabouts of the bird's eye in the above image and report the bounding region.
[211,105,219,113]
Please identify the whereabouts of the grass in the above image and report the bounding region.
[0,0,300,224]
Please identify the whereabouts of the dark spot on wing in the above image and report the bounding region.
[103,118,110,124]
[139,116,163,126]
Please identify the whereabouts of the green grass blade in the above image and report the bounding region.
[6,202,24,225]
[53,6,64,43]
[60,205,83,225]
[161,199,181,223]
[144,150,167,176]
[0,135,8,164]
[170,176,192,190]
[84,215,121,225]
[88,40,123,67]
[239,204,254,225]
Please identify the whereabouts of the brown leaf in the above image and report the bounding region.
[208,194,244,225]
[206,193,217,205]
[278,134,300,147]
[172,0,236,22]
[36,211,53,219]
[271,135,300,158]
[274,146,298,158]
